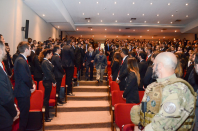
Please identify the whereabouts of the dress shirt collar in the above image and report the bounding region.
[55,53,60,56]
[123,55,128,61]
[0,62,7,75]
[43,58,52,64]
[20,54,27,60]
[148,54,151,58]
[32,50,35,53]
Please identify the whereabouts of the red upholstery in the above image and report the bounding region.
[111,91,126,106]
[123,124,134,131]
[138,91,145,102]
[34,81,37,89]
[38,81,45,99]
[108,75,112,85]
[73,66,77,78]
[49,84,56,107]
[110,81,120,92]
[114,103,136,130]
[61,75,66,87]
[107,56,109,61]
[29,90,43,112]
[31,75,34,81]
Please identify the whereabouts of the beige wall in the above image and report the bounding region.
[0,0,61,55]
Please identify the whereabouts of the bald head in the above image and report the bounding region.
[155,52,177,71]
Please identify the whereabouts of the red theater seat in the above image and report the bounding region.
[61,75,67,102]
[123,124,134,131]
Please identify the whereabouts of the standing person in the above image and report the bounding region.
[27,44,36,74]
[51,45,64,104]
[14,41,36,131]
[122,58,140,103]
[62,43,75,95]
[94,49,107,83]
[145,47,153,66]
[74,43,82,78]
[0,41,19,131]
[80,43,85,76]
[3,43,13,77]
[111,52,121,81]
[116,48,129,91]
[39,49,56,122]
[105,41,111,57]
[83,46,95,81]
[95,42,101,55]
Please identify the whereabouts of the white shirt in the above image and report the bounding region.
[147,54,151,59]
[44,58,53,65]
[0,62,7,75]
[21,54,27,60]
[32,50,35,53]
[55,53,60,56]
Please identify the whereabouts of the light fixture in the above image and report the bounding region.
[105,29,107,31]
[130,20,132,22]
[82,13,84,15]
[81,35,82,37]
[128,36,130,37]
[79,2,81,4]
[133,29,135,31]
[101,20,103,22]
[175,30,177,32]
[140,36,142,38]
[105,36,106,37]
[97,2,98,4]
[117,36,118,37]
[93,35,94,37]
[170,22,173,24]
[77,28,78,30]
[58,26,60,28]
[186,3,188,6]
[127,13,129,15]
[147,30,149,31]
[112,13,114,15]
[133,2,135,4]
[157,14,159,16]
[144,21,146,23]
[91,28,92,31]
[163,37,165,38]
[119,29,121,31]
[142,14,144,16]
[150,3,152,5]
[88,20,90,22]
[161,30,163,32]
[157,21,160,23]
[171,15,174,17]
[186,15,189,17]
[114,2,116,4]
[168,3,170,5]
[115,20,117,22]
[43,14,45,16]
[152,36,153,38]
[97,13,99,15]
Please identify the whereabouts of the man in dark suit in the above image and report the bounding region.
[95,42,101,55]
[27,44,36,74]
[3,43,13,77]
[80,43,86,76]
[116,48,129,91]
[83,46,95,81]
[138,51,148,91]
[14,41,36,131]
[105,41,112,56]
[51,45,65,104]
[146,47,153,66]
[75,43,82,78]
[0,41,19,131]
[62,43,75,95]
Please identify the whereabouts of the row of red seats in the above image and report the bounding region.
[107,61,144,131]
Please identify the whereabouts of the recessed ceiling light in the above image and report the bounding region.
[128,36,130,37]
[163,37,165,38]
[115,20,117,22]
[112,13,114,15]
[77,28,78,30]
[101,20,103,22]
[114,2,116,4]
[127,13,129,15]
[170,22,173,24]
[82,13,84,15]
[88,20,90,22]
[93,35,94,37]
[130,20,132,22]
[147,30,149,31]
[81,35,82,37]
[171,15,174,17]
[97,2,98,4]
[43,14,45,16]
[175,30,177,32]
[186,15,189,17]
[152,36,153,38]
[140,36,142,38]
[186,3,188,6]
[105,36,106,37]
[97,13,99,15]
[161,30,163,32]
[133,2,135,4]
[119,29,121,31]
[105,29,107,31]
[58,26,60,28]
[157,14,159,16]
[150,3,152,5]
[117,36,118,37]
[144,21,146,23]
[157,21,160,23]
[142,14,144,16]
[79,2,81,4]
[133,29,135,31]
[91,29,93,31]
[168,3,170,5]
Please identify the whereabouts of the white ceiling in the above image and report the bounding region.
[24,0,198,40]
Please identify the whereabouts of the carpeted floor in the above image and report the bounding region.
[43,83,111,131]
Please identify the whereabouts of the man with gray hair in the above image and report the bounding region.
[131,52,196,131]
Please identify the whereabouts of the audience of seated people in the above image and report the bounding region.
[1,33,198,130]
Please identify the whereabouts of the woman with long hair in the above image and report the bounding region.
[111,52,121,81]
[39,49,56,122]
[122,57,140,103]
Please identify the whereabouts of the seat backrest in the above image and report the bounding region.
[31,75,34,81]
[34,81,37,89]
[122,124,134,131]
[73,66,77,77]
[38,81,45,99]
[29,90,43,111]
[138,91,145,102]
[108,76,112,85]
[61,75,66,87]
[110,81,120,92]
[50,84,56,99]
[112,90,126,106]
[114,103,136,130]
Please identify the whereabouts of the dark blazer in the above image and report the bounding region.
[184,64,194,81]
[33,55,43,80]
[146,56,153,66]
[12,52,19,64]
[188,68,198,92]
[118,56,129,91]
[83,51,96,65]
[14,54,33,97]
[143,65,156,88]
[27,50,35,74]
[3,59,12,76]
[105,44,112,56]
[74,47,81,67]
[41,59,56,83]
[111,60,120,81]
[123,72,140,103]
[51,54,64,79]
[0,67,17,129]
[138,60,148,90]
[62,45,75,68]
[80,48,85,62]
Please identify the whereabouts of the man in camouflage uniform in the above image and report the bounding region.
[133,52,196,131]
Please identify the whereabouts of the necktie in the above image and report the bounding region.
[121,60,123,65]
[26,60,29,64]
[99,47,100,51]
[146,56,148,61]
[2,62,6,71]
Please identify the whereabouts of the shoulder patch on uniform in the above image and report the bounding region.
[163,102,176,114]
